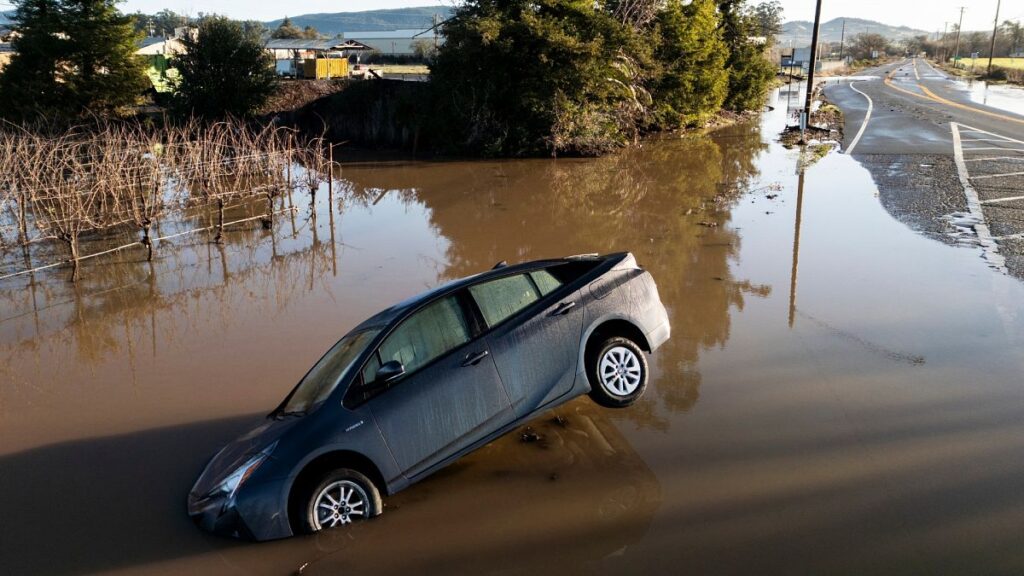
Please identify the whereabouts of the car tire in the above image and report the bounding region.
[301,468,382,533]
[587,336,648,408]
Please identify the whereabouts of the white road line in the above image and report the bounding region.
[982,195,1024,205]
[912,58,921,80]
[962,138,1021,143]
[964,156,1024,162]
[961,146,1024,152]
[918,59,943,76]
[845,81,873,155]
[957,123,1024,145]
[972,171,1024,180]
[951,122,1007,272]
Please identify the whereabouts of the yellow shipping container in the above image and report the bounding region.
[302,57,348,80]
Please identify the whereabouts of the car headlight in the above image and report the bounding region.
[207,442,277,502]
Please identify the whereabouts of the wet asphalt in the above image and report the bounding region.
[823,59,1024,276]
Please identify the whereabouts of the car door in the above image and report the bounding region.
[363,293,513,479]
[469,270,585,418]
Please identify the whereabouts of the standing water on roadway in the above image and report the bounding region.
[958,78,1024,118]
[2,87,1024,575]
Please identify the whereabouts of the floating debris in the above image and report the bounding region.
[520,427,542,443]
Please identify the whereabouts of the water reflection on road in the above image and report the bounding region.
[3,89,1024,575]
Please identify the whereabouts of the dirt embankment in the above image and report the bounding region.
[258,79,351,117]
[778,84,844,148]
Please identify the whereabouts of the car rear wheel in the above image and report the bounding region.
[303,468,382,533]
[587,337,648,408]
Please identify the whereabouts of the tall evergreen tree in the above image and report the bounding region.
[0,0,147,120]
[271,16,304,39]
[0,0,68,119]
[62,0,147,113]
[174,16,277,119]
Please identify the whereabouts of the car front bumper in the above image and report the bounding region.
[188,478,295,541]
[187,492,257,540]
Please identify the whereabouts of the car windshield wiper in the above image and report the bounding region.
[271,409,307,420]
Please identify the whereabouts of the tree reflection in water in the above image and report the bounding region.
[337,122,772,428]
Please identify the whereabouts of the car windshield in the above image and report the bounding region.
[280,329,380,414]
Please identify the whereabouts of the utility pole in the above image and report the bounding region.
[839,19,846,61]
[987,0,1001,76]
[803,0,823,130]
[953,7,966,66]
[942,22,949,62]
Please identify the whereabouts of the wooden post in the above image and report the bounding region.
[69,235,80,283]
[286,134,293,191]
[214,198,225,244]
[263,191,274,230]
[328,143,334,202]
[17,188,28,245]
[142,220,153,261]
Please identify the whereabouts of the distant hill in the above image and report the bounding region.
[0,11,12,26]
[779,17,929,46]
[265,6,453,36]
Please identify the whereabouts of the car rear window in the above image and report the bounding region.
[545,261,601,283]
[469,274,540,328]
[377,296,471,376]
[529,269,562,296]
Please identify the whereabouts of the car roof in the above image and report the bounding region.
[352,253,623,330]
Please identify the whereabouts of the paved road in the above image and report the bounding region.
[824,59,1024,276]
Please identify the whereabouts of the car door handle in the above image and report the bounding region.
[549,301,576,316]
[461,350,489,367]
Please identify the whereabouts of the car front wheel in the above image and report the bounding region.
[303,468,382,533]
[587,336,648,408]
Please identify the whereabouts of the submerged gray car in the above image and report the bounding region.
[188,252,670,540]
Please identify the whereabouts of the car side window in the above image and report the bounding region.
[361,352,381,384]
[469,274,540,328]
[377,296,471,377]
[529,269,562,296]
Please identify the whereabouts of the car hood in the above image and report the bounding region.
[191,417,298,497]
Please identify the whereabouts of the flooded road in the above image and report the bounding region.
[4,89,1024,575]
[959,78,1024,117]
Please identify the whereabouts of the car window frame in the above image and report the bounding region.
[466,272,546,331]
[345,290,483,407]
[463,265,577,335]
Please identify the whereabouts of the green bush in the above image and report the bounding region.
[718,0,776,112]
[429,0,778,156]
[652,0,729,128]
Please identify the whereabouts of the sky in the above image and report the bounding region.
[5,0,1022,33]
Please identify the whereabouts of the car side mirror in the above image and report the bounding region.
[376,360,405,383]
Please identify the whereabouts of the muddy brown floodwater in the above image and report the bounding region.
[4,90,1024,576]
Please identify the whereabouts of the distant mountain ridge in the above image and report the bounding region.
[265,6,452,36]
[780,17,929,46]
